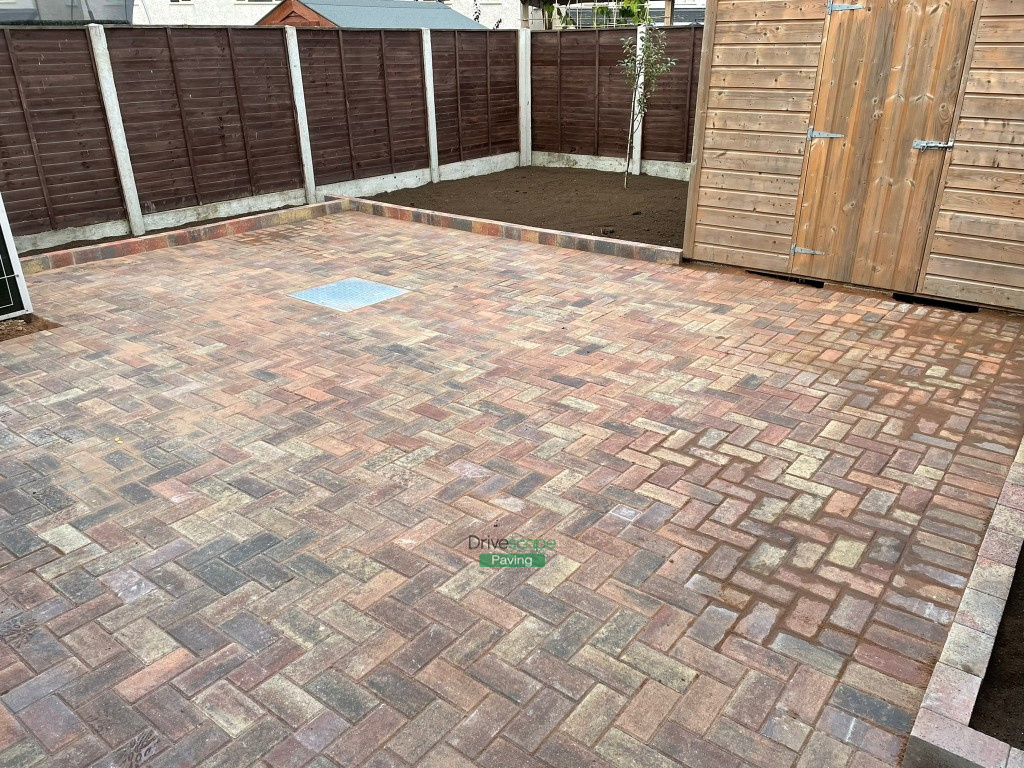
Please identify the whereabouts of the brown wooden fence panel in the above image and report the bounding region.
[383,30,430,173]
[106,27,199,214]
[0,31,51,235]
[488,32,519,156]
[559,31,598,155]
[597,29,635,158]
[431,31,461,164]
[432,30,518,165]
[0,28,124,235]
[338,30,428,179]
[531,28,699,159]
[642,26,702,162]
[228,29,304,195]
[165,28,256,205]
[297,29,354,185]
[530,32,560,152]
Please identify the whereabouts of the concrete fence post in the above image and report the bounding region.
[518,29,532,166]
[629,25,645,176]
[284,26,317,204]
[86,24,145,237]
[421,29,440,183]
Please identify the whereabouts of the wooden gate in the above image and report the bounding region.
[790,0,978,291]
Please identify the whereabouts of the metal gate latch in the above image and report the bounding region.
[807,127,844,140]
[792,245,824,256]
[912,139,955,150]
[827,0,864,12]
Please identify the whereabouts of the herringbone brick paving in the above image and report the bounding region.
[1,210,1023,768]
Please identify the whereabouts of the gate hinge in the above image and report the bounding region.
[807,127,844,140]
[827,0,865,11]
[912,139,955,151]
[792,245,824,256]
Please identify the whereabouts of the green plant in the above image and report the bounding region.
[617,0,651,24]
[620,25,676,188]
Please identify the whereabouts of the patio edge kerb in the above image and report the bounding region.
[904,438,1024,768]
[18,197,685,276]
[329,196,685,266]
[17,202,350,276]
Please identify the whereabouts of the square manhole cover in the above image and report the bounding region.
[289,277,407,313]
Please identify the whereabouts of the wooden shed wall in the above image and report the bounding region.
[919,0,1024,309]
[431,30,519,165]
[686,4,826,272]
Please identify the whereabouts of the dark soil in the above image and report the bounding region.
[970,549,1024,748]
[0,314,60,343]
[370,167,688,248]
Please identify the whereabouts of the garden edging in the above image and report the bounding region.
[904,438,1024,768]
[328,196,685,265]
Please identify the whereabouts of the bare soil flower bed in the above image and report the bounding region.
[0,314,59,343]
[970,549,1024,749]
[370,167,688,248]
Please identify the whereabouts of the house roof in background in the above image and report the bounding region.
[261,0,487,29]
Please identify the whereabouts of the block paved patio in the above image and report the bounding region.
[1,210,1023,768]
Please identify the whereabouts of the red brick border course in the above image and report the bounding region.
[18,202,349,275]
[19,198,683,275]
[905,439,1024,768]
[328,196,685,266]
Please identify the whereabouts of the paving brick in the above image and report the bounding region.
[571,645,646,695]
[447,692,518,758]
[135,686,206,741]
[194,680,266,737]
[831,683,913,733]
[255,675,325,727]
[780,665,836,724]
[364,665,438,718]
[504,687,574,751]
[114,648,196,703]
[597,727,678,768]
[795,732,854,768]
[616,679,679,742]
[763,713,812,752]
[725,670,785,730]
[5,210,1024,768]
[620,642,697,694]
[468,653,541,706]
[326,706,406,767]
[305,671,379,722]
[686,604,739,648]
[520,650,594,700]
[387,699,462,763]
[416,659,489,711]
[171,643,250,697]
[651,721,741,768]
[19,695,89,752]
[591,610,648,656]
[708,717,798,768]
[536,732,616,768]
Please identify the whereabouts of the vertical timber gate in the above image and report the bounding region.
[685,0,1024,311]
